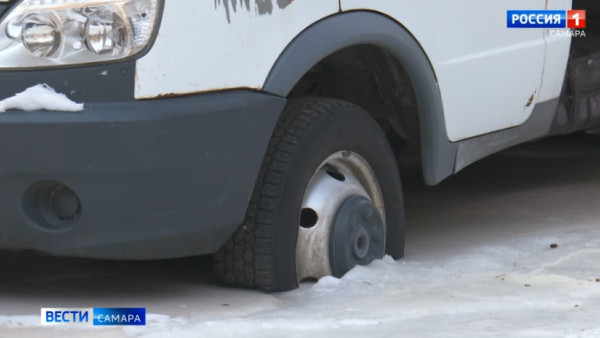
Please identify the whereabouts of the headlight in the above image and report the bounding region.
[0,0,161,69]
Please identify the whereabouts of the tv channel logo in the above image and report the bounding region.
[41,308,92,326]
[507,10,586,29]
[567,10,586,29]
[93,307,146,326]
[41,307,146,326]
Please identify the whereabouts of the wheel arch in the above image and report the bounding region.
[263,11,457,185]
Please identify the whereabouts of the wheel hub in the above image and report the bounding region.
[330,195,385,277]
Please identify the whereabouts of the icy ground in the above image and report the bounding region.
[1,135,599,337]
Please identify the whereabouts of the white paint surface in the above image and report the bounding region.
[137,1,567,142]
[0,84,83,113]
[135,0,338,99]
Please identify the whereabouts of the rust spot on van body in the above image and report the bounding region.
[526,92,535,107]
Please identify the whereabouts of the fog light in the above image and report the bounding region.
[23,181,82,231]
[21,13,62,57]
[50,184,81,221]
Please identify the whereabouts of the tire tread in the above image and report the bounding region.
[214,98,380,291]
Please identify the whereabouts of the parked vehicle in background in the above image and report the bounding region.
[0,0,598,291]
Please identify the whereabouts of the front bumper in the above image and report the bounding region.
[0,89,285,259]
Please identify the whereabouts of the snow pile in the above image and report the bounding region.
[0,84,84,113]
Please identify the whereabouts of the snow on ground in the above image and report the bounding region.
[0,84,83,113]
[0,135,599,337]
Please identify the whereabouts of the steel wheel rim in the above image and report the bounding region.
[295,150,385,281]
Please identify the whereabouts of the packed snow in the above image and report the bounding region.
[0,136,598,338]
[0,84,84,113]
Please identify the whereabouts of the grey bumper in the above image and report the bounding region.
[0,90,285,259]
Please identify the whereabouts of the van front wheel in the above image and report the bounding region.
[213,98,405,291]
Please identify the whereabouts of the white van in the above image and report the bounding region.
[0,0,598,291]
